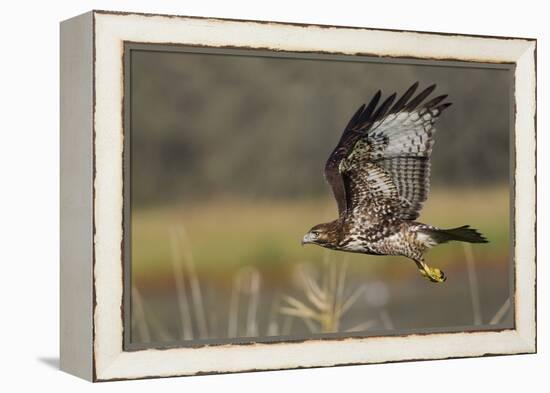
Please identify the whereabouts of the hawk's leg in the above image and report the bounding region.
[413,257,446,283]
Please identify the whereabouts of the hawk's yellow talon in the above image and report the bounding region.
[417,262,446,283]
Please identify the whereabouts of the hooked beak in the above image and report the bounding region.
[301,232,314,245]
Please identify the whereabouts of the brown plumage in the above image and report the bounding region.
[302,82,488,283]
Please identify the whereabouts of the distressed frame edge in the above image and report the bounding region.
[90,11,537,382]
[92,8,537,42]
[59,11,95,381]
[512,40,537,353]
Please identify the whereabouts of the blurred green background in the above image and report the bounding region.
[129,48,513,346]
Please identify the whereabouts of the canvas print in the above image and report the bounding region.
[126,45,513,348]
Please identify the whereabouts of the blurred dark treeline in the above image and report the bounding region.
[130,49,511,207]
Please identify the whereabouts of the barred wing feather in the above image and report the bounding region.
[325,82,451,220]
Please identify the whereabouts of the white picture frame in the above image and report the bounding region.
[60,10,536,382]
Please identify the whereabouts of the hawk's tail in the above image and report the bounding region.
[424,225,488,244]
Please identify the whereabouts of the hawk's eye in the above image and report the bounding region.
[311,231,319,238]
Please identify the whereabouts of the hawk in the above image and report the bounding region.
[302,82,487,283]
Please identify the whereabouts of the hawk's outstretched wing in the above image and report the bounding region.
[324,82,451,221]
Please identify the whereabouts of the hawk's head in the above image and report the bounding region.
[302,221,340,247]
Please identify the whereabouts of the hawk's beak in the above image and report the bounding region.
[301,233,314,245]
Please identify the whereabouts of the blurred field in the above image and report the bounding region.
[130,186,512,345]
[132,186,509,279]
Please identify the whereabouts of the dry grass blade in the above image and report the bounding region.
[464,243,482,325]
[281,315,294,335]
[380,309,394,330]
[299,315,318,333]
[280,258,371,333]
[345,320,377,332]
[169,229,194,340]
[280,295,320,320]
[266,296,281,336]
[338,284,367,315]
[335,258,349,310]
[299,268,327,310]
[228,273,241,338]
[132,287,151,343]
[146,309,175,342]
[245,268,261,337]
[328,258,337,309]
[175,225,209,338]
[490,298,511,325]
[279,306,319,320]
[280,295,322,332]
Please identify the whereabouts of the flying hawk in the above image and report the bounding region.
[302,82,487,283]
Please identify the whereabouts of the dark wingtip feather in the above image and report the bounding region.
[344,103,366,130]
[355,90,381,127]
[405,84,437,111]
[366,90,382,112]
[436,102,453,112]
[427,83,437,92]
[390,82,419,114]
[372,92,396,122]
[346,83,450,132]
[423,94,448,109]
